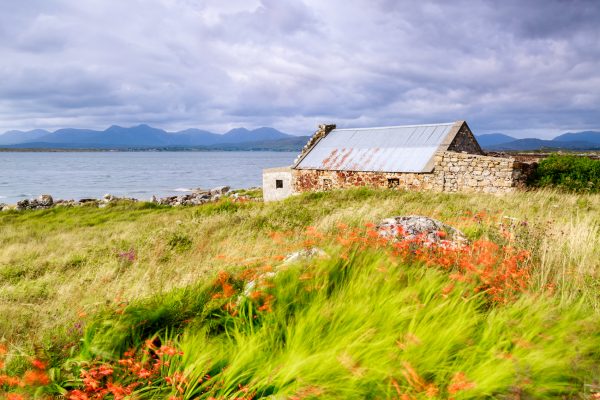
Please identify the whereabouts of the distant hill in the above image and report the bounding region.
[477,130,600,151]
[0,125,306,150]
[553,131,600,144]
[475,133,517,147]
[486,138,600,151]
[0,129,51,145]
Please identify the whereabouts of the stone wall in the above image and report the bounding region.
[293,169,438,192]
[292,151,530,194]
[263,167,293,202]
[435,151,528,193]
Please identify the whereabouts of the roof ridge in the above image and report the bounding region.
[333,122,456,132]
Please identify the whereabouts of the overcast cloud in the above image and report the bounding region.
[0,0,599,137]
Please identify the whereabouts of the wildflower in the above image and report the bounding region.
[448,372,476,393]
[0,375,21,386]
[67,390,89,400]
[97,364,114,376]
[424,383,439,397]
[30,359,46,370]
[401,361,426,391]
[6,394,26,400]
[23,369,50,385]
[159,345,183,357]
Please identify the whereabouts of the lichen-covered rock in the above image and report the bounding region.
[38,194,53,207]
[283,247,328,265]
[16,199,31,210]
[210,186,230,195]
[377,215,467,247]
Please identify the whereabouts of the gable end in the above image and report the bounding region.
[447,121,483,155]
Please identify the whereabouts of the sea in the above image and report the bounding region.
[0,151,297,204]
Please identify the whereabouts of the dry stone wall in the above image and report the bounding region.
[292,151,529,194]
[435,151,528,193]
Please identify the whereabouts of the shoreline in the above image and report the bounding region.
[0,148,300,153]
[0,186,261,211]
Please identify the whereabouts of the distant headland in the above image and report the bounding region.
[0,125,310,152]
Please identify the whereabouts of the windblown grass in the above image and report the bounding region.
[1,188,599,398]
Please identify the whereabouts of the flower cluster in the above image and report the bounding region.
[66,339,186,400]
[298,221,531,303]
[0,350,51,398]
[391,363,476,399]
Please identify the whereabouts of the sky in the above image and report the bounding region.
[0,0,599,138]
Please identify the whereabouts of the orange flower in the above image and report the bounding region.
[401,361,426,391]
[30,359,46,370]
[68,390,89,400]
[448,372,476,394]
[23,369,50,386]
[0,374,21,386]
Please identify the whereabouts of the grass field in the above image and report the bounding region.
[1,188,599,398]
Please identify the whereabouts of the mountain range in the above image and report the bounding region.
[476,131,600,151]
[0,125,310,151]
[1,125,600,152]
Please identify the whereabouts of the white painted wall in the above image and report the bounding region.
[262,167,293,202]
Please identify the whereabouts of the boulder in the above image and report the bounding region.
[38,194,53,207]
[16,199,30,210]
[79,198,98,205]
[210,185,230,195]
[54,200,76,207]
[377,215,467,247]
[283,247,328,265]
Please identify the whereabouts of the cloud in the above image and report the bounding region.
[0,0,598,138]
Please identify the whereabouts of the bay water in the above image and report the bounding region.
[0,151,296,204]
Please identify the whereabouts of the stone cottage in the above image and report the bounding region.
[263,121,529,202]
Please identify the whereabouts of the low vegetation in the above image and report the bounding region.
[530,154,600,193]
[1,188,599,398]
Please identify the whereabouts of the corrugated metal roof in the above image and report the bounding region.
[295,122,461,173]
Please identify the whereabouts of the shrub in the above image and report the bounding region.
[530,154,600,192]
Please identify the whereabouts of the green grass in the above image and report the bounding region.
[1,188,599,398]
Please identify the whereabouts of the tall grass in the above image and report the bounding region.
[44,249,600,399]
[1,188,599,398]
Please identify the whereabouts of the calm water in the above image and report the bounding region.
[0,151,296,204]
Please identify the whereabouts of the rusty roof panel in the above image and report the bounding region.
[295,122,458,172]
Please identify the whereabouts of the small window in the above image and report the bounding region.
[275,179,283,189]
[322,178,333,191]
[388,178,400,188]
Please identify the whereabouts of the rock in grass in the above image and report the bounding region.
[377,215,468,247]
[38,194,54,207]
[210,186,230,195]
[283,247,328,265]
[16,199,30,210]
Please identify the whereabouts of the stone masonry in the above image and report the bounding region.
[292,151,529,194]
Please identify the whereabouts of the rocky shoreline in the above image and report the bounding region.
[0,186,258,211]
